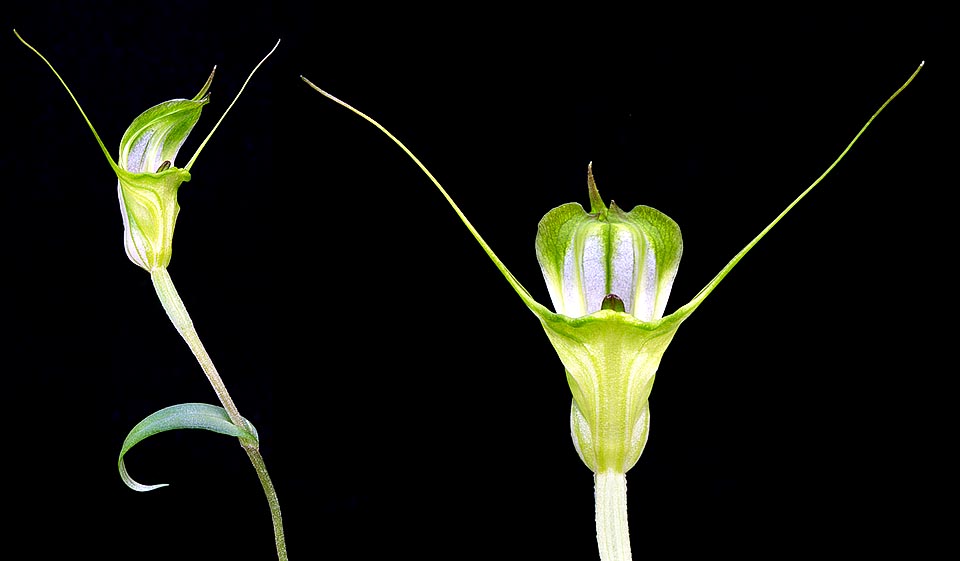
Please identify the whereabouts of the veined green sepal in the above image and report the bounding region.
[545,310,682,472]
[116,167,191,271]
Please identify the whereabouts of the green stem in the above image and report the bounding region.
[595,470,631,561]
[245,446,288,560]
[150,267,288,561]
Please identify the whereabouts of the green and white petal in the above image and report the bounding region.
[118,69,213,174]
[536,166,683,321]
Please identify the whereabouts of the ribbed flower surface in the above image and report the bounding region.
[536,166,682,322]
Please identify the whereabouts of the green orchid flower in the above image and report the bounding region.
[536,164,682,476]
[16,31,267,274]
[17,35,210,272]
[114,71,213,271]
[305,61,921,561]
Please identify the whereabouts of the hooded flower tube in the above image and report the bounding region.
[114,71,213,271]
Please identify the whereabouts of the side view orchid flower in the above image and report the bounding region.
[16,31,289,561]
[302,61,922,561]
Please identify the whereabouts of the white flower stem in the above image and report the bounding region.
[150,267,288,561]
[595,470,632,561]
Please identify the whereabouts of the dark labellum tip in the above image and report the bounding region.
[601,293,625,313]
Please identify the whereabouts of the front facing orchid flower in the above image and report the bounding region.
[306,65,921,561]
[535,164,683,475]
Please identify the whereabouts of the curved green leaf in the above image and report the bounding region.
[118,403,259,492]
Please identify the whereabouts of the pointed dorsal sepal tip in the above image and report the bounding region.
[193,66,217,102]
[587,162,608,215]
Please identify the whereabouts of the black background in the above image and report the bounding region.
[4,4,953,560]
